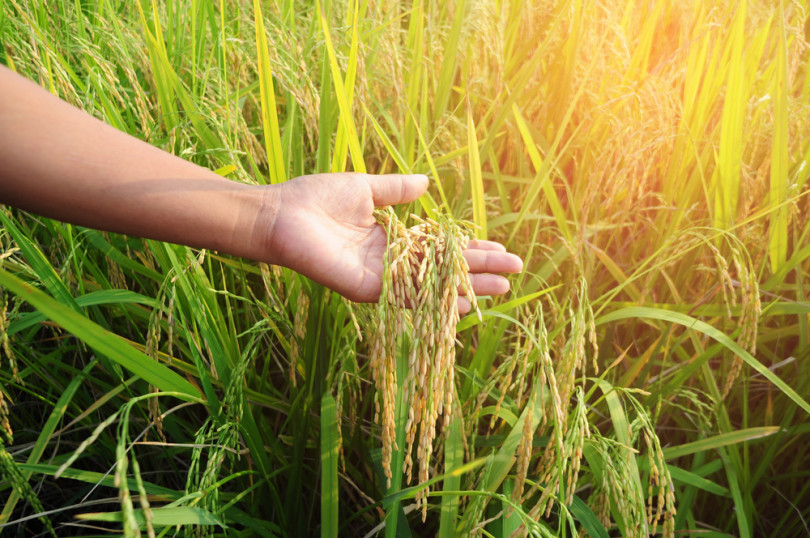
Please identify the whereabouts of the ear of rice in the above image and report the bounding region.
[368,207,478,521]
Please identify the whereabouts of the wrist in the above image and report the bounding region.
[236,183,283,266]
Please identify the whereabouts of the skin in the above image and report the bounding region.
[0,65,523,314]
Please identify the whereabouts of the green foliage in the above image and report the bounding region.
[1,0,809,536]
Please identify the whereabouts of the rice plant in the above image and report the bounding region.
[1,0,809,536]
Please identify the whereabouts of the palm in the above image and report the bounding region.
[272,173,387,302]
[269,173,524,311]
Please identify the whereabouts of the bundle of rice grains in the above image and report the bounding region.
[369,207,480,520]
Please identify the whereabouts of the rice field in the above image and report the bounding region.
[1,0,810,536]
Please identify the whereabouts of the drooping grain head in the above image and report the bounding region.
[368,208,478,520]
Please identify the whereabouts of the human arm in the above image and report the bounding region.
[0,65,522,312]
[0,65,268,262]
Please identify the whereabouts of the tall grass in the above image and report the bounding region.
[1,0,809,536]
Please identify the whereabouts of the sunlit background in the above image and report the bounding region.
[1,1,809,536]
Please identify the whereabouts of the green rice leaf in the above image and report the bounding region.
[466,106,487,240]
[569,495,610,538]
[0,212,81,312]
[456,287,560,332]
[75,506,225,528]
[662,427,780,460]
[363,102,439,215]
[714,0,748,229]
[253,0,287,184]
[511,105,572,244]
[8,289,156,335]
[719,447,752,538]
[0,360,95,522]
[320,394,339,538]
[597,307,810,415]
[768,3,789,272]
[0,267,200,398]
[432,0,466,122]
[667,464,730,496]
[316,0,366,173]
[438,418,464,538]
[18,463,180,498]
[331,0,360,173]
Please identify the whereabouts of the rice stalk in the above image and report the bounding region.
[641,426,676,536]
[182,345,251,535]
[0,438,56,536]
[0,290,18,382]
[0,386,11,443]
[289,285,310,387]
[368,207,478,521]
[585,434,647,536]
[530,296,592,519]
[145,279,177,443]
[130,453,156,538]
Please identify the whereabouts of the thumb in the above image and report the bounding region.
[363,173,428,207]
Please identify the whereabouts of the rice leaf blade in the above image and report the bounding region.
[570,495,610,538]
[715,0,748,229]
[467,106,487,239]
[0,267,199,397]
[667,465,730,496]
[320,394,339,538]
[432,0,466,123]
[662,427,780,460]
[0,212,81,312]
[0,360,95,522]
[75,506,225,527]
[254,0,287,184]
[768,2,789,272]
[316,0,366,173]
[438,417,463,538]
[597,307,810,414]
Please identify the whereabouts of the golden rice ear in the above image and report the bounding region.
[367,208,477,520]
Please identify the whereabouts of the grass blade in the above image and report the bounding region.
[75,506,225,527]
[432,0,466,123]
[719,447,752,538]
[467,105,487,240]
[0,267,200,397]
[662,427,780,460]
[667,465,730,496]
[8,290,156,335]
[316,0,366,173]
[0,360,95,522]
[0,212,81,312]
[510,105,572,244]
[321,394,339,538]
[714,0,748,229]
[768,2,789,272]
[331,0,360,173]
[254,0,286,184]
[597,307,810,414]
[363,102,439,214]
[569,495,610,538]
[438,417,463,538]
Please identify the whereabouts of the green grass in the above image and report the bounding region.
[1,0,809,536]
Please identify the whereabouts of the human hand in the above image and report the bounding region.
[0,66,523,312]
[264,173,523,314]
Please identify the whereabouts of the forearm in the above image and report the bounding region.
[0,65,277,262]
